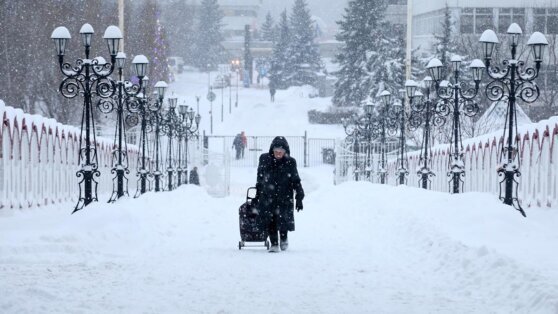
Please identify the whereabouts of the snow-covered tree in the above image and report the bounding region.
[152,11,171,84]
[163,0,197,65]
[433,4,458,78]
[193,0,224,70]
[333,0,404,107]
[260,12,276,42]
[269,10,292,89]
[287,0,322,86]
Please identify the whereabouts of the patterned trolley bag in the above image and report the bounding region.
[238,187,269,250]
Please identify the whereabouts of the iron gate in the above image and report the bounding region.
[203,133,336,168]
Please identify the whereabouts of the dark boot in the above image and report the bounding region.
[280,231,288,251]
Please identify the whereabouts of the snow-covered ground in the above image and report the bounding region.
[2,166,558,313]
[2,71,558,313]
[168,71,345,138]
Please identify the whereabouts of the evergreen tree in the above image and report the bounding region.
[193,0,223,70]
[152,12,171,84]
[333,0,404,107]
[434,4,457,78]
[333,0,386,106]
[269,10,292,89]
[163,0,197,65]
[377,24,406,95]
[260,12,276,41]
[287,0,322,86]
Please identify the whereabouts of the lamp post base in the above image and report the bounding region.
[108,168,128,203]
[73,168,99,213]
[499,168,526,217]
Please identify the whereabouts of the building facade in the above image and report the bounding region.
[412,0,558,53]
[411,0,558,120]
[219,0,262,40]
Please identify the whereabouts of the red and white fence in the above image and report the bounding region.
[0,101,139,209]
[394,119,558,208]
[335,116,558,209]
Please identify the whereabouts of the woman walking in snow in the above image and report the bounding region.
[254,136,304,253]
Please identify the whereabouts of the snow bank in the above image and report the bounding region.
[1,167,557,313]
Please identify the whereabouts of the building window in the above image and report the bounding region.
[460,8,494,34]
[498,8,524,33]
[461,8,474,34]
[534,8,547,33]
[549,9,558,34]
[475,8,493,34]
[532,8,558,34]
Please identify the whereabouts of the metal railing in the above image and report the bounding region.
[203,132,336,168]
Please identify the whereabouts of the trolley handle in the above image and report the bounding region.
[246,187,257,201]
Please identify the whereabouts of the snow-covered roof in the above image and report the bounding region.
[476,100,531,134]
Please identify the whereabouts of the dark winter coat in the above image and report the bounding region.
[232,134,243,149]
[189,169,200,185]
[256,136,304,231]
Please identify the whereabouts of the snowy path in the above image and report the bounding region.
[2,167,558,313]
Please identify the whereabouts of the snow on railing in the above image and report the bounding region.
[0,100,139,209]
[394,117,558,208]
[336,116,558,208]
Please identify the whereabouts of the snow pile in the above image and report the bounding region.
[1,167,558,313]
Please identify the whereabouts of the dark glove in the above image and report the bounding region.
[296,199,303,212]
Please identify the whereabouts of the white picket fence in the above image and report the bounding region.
[0,101,230,209]
[335,118,558,209]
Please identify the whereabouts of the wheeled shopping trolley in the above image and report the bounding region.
[238,187,269,250]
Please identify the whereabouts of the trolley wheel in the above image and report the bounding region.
[239,241,242,250]
[265,240,270,249]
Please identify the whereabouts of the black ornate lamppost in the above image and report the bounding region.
[131,76,151,197]
[479,24,548,216]
[376,91,400,184]
[426,56,485,194]
[161,97,180,191]
[151,81,169,192]
[341,126,363,182]
[100,52,147,203]
[51,24,122,212]
[408,76,451,189]
[391,87,412,185]
[131,74,165,197]
[176,104,188,186]
[342,104,375,181]
[177,104,201,186]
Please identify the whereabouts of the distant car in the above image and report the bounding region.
[212,75,230,89]
[167,56,184,74]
